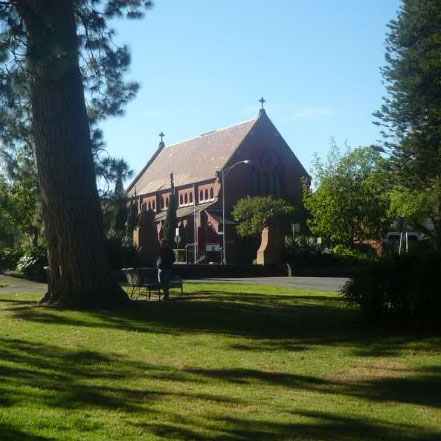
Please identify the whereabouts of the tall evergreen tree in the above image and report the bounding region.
[101,158,133,235]
[0,1,152,307]
[375,0,441,249]
[162,173,177,246]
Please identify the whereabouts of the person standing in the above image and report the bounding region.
[157,238,176,300]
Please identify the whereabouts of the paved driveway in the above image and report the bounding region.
[0,275,46,294]
[188,276,348,292]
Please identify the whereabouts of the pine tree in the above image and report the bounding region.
[0,1,152,307]
[375,0,441,249]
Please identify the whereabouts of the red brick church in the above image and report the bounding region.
[127,101,308,263]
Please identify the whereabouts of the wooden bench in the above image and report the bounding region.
[121,267,183,300]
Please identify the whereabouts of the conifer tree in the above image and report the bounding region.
[0,1,152,307]
[375,0,441,249]
[162,174,178,246]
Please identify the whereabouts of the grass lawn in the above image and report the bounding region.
[0,283,440,441]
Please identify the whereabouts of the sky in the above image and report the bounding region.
[100,0,402,181]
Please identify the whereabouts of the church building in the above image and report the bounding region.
[127,100,308,263]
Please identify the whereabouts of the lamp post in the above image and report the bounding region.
[221,160,252,264]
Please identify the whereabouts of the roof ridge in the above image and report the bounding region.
[162,117,258,150]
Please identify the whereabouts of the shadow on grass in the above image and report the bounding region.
[0,333,440,440]
[184,365,441,409]
[6,287,441,358]
[144,410,441,441]
[0,423,54,441]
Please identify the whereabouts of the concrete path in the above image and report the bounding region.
[187,276,349,292]
[0,275,46,294]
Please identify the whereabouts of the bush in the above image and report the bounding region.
[0,247,24,272]
[105,234,139,271]
[285,238,377,269]
[330,244,377,265]
[16,246,48,282]
[342,250,441,329]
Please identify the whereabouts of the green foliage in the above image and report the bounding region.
[126,197,139,240]
[388,180,441,246]
[0,177,16,248]
[0,247,23,272]
[163,192,177,245]
[303,144,390,245]
[343,250,441,329]
[375,0,441,249]
[0,1,152,154]
[0,148,44,247]
[0,1,150,251]
[104,233,139,271]
[233,196,294,238]
[16,246,48,282]
[285,238,377,270]
[101,158,133,235]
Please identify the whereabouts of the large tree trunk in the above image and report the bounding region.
[17,0,128,308]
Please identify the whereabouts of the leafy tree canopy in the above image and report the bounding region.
[233,196,294,238]
[303,143,390,246]
[388,180,441,242]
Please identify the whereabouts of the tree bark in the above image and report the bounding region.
[17,0,128,308]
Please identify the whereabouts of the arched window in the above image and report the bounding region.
[161,198,164,209]
[210,188,214,199]
[200,190,203,201]
[142,202,146,212]
[152,200,156,210]
[179,194,183,205]
[189,193,193,203]
[184,193,188,204]
[205,189,208,200]
[148,201,151,211]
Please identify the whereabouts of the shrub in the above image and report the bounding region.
[285,238,377,269]
[342,250,441,329]
[105,234,139,271]
[16,246,48,282]
[330,244,377,265]
[0,247,24,272]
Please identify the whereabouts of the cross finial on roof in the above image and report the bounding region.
[159,131,165,143]
[259,97,266,109]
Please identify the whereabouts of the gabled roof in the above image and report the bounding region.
[127,118,258,196]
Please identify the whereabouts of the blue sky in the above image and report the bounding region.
[100,0,401,180]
